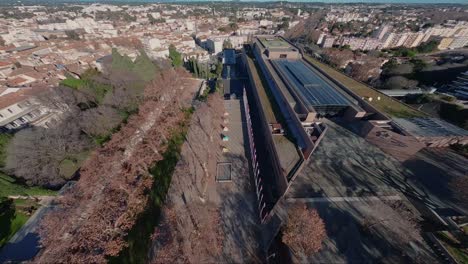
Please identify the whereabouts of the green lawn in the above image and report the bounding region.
[60,78,87,89]
[0,198,38,247]
[246,55,277,123]
[0,134,12,168]
[61,78,112,104]
[0,173,56,197]
[0,211,28,247]
[436,231,468,264]
[58,151,90,180]
[304,56,427,118]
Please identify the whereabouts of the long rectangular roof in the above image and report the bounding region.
[393,117,468,137]
[258,37,291,49]
[272,59,353,109]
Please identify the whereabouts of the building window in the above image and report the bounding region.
[0,114,3,118]
[19,117,27,123]
[7,108,13,113]
[17,104,23,109]
[279,54,287,58]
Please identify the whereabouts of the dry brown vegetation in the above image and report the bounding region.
[150,94,226,263]
[35,68,197,263]
[450,176,468,204]
[150,206,188,264]
[322,48,356,68]
[282,204,326,255]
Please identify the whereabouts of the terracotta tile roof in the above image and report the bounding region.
[9,65,35,76]
[0,86,49,109]
[7,76,28,87]
[0,60,13,67]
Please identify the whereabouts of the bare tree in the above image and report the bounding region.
[282,204,326,255]
[348,57,384,83]
[383,76,418,90]
[102,70,145,111]
[450,176,468,204]
[79,106,123,137]
[36,67,197,263]
[322,48,355,68]
[37,86,95,114]
[5,121,92,187]
[151,206,187,264]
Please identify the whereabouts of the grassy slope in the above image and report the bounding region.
[0,212,28,247]
[58,151,90,180]
[0,199,40,247]
[0,173,56,197]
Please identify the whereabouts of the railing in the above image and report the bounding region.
[242,88,269,224]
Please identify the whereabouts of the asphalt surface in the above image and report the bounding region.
[0,182,75,262]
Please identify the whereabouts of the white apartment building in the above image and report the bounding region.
[205,36,240,54]
[438,38,454,50]
[0,90,60,131]
[341,37,366,50]
[321,36,336,48]
[206,38,223,54]
[373,24,392,40]
[448,36,468,49]
[381,32,409,49]
[143,38,162,50]
[1,29,45,46]
[422,22,468,42]
[326,12,368,23]
[403,33,425,48]
[361,38,381,50]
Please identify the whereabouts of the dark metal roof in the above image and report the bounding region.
[393,117,468,137]
[272,59,353,112]
[223,49,236,65]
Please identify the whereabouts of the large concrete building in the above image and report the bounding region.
[243,36,369,223]
[0,87,60,131]
[243,35,468,226]
[241,35,468,264]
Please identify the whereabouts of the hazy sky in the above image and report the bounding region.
[51,0,468,3]
[8,0,467,4]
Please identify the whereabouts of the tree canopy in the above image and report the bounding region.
[169,44,183,67]
[282,204,326,255]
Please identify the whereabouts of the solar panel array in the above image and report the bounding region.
[394,117,468,137]
[273,60,353,115]
[223,49,236,65]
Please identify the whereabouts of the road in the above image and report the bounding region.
[0,183,74,263]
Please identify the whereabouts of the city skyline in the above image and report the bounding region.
[5,0,468,4]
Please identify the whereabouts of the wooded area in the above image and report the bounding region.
[35,64,198,262]
[2,49,160,188]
